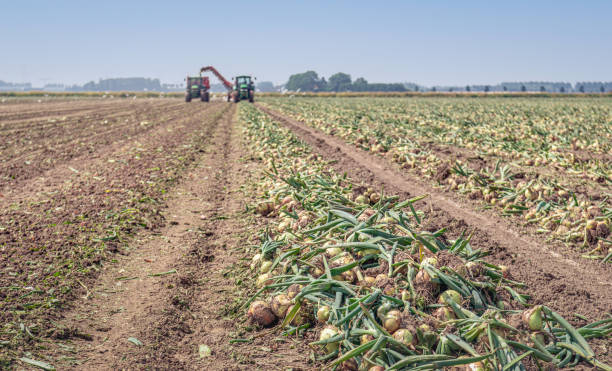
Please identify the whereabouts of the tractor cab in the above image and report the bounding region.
[235,76,253,89]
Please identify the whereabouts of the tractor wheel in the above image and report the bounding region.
[185,93,191,102]
[203,92,210,102]
[249,91,254,103]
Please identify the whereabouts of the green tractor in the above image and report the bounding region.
[185,75,210,102]
[231,75,255,103]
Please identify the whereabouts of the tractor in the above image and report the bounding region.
[232,75,255,103]
[189,66,256,103]
[184,75,210,102]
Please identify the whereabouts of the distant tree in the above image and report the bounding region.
[540,86,545,92]
[415,86,419,92]
[579,85,585,93]
[449,87,453,92]
[431,87,437,92]
[352,77,368,91]
[286,71,326,92]
[560,86,565,93]
[484,85,490,92]
[256,81,275,92]
[503,86,508,91]
[521,85,526,92]
[601,85,605,93]
[318,78,328,91]
[466,85,471,92]
[83,81,96,90]
[366,83,406,92]
[328,72,352,92]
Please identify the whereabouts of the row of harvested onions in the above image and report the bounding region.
[260,98,611,262]
[239,104,612,370]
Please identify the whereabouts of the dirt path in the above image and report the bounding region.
[49,104,311,370]
[257,104,612,321]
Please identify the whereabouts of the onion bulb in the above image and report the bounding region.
[360,334,374,344]
[421,257,438,267]
[286,284,303,299]
[259,260,273,274]
[392,328,415,346]
[355,195,367,204]
[522,305,543,331]
[340,358,358,371]
[433,306,455,322]
[280,195,292,205]
[362,276,376,286]
[438,289,462,306]
[464,361,486,371]
[277,220,291,233]
[319,326,340,353]
[369,192,381,204]
[270,294,292,318]
[256,273,272,288]
[247,300,276,327]
[250,253,261,270]
[316,305,331,323]
[256,201,275,216]
[326,246,343,257]
[383,309,401,333]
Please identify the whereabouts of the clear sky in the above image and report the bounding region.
[2,1,611,87]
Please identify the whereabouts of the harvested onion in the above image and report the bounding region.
[247,300,276,327]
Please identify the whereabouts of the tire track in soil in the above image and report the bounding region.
[0,99,154,132]
[0,100,185,173]
[0,101,216,195]
[0,100,127,122]
[60,104,311,370]
[257,104,612,321]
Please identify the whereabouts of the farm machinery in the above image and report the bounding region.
[184,75,210,102]
[185,66,255,103]
[232,75,255,103]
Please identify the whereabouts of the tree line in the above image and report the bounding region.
[283,72,612,93]
[285,71,406,92]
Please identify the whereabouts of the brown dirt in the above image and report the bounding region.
[0,99,124,122]
[1,99,188,187]
[15,102,312,370]
[257,104,612,323]
[2,100,242,367]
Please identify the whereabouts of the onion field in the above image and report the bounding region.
[244,98,612,370]
[260,97,612,262]
[0,96,610,370]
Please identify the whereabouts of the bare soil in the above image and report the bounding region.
[1,99,311,370]
[1,99,187,187]
[257,104,612,323]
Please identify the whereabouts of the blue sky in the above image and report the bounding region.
[1,1,611,86]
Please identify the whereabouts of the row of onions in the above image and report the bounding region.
[260,97,611,179]
[259,97,611,262]
[238,104,612,370]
